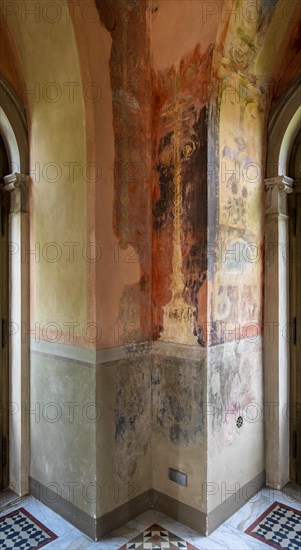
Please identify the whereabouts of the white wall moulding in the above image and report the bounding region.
[264,77,301,489]
[4,172,28,190]
[264,178,292,488]
[4,172,29,214]
[265,175,294,216]
[0,77,30,496]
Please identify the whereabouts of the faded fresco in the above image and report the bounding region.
[211,94,265,344]
[207,0,279,345]
[152,46,212,346]
[205,0,279,511]
[3,0,301,538]
[114,358,151,483]
[97,0,282,350]
[152,356,206,446]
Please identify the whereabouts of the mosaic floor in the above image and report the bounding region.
[118,524,199,549]
[245,501,301,549]
[0,484,300,549]
[0,506,57,549]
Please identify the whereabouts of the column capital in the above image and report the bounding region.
[264,175,294,215]
[3,173,29,213]
[3,172,29,192]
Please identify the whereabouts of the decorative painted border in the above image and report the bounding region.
[0,506,58,548]
[245,501,301,549]
[30,338,152,366]
[30,338,208,368]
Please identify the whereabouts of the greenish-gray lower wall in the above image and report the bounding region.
[30,341,153,538]
[151,343,207,515]
[29,339,264,540]
[30,350,97,518]
[207,339,264,514]
[95,353,152,518]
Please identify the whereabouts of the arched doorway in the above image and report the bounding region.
[288,128,301,484]
[0,75,30,496]
[264,74,301,490]
[0,133,9,491]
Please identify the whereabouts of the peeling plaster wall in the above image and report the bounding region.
[2,0,301,536]
[151,0,299,521]
[152,2,220,347]
[150,0,219,517]
[96,0,153,346]
[2,0,153,525]
[151,350,207,513]
[152,52,210,346]
[207,341,264,513]
[206,0,282,515]
[92,0,154,522]
[96,354,152,517]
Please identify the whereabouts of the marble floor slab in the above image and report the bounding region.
[0,484,300,549]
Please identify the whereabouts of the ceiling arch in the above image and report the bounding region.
[267,74,301,178]
[0,75,28,174]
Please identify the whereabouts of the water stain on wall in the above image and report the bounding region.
[152,357,206,446]
[209,352,258,446]
[114,359,151,481]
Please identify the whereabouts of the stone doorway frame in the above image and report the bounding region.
[264,75,301,489]
[0,75,30,496]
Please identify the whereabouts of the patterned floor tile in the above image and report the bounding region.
[118,524,200,549]
[245,501,301,549]
[0,506,58,549]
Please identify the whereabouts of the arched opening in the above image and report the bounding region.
[0,133,10,492]
[288,127,301,484]
[264,74,301,489]
[0,75,30,497]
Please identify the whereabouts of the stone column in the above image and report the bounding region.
[264,175,293,489]
[4,172,30,496]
